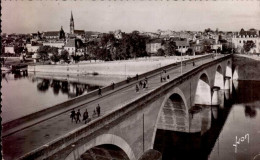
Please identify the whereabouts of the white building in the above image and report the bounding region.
[43,41,65,49]
[4,46,15,54]
[146,39,163,54]
[26,44,41,53]
[232,29,260,54]
[64,39,76,55]
[175,41,190,53]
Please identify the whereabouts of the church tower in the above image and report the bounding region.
[70,11,75,34]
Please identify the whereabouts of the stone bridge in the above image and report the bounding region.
[18,55,233,160]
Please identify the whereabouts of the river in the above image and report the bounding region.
[1,72,125,123]
[154,80,260,160]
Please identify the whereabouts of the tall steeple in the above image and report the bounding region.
[70,11,74,34]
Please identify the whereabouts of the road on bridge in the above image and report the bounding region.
[2,54,224,160]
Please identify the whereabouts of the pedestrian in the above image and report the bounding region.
[193,61,195,66]
[98,87,102,96]
[96,104,101,117]
[136,84,139,92]
[92,109,97,118]
[139,80,143,87]
[143,81,146,88]
[136,74,139,80]
[76,109,81,123]
[167,75,170,79]
[70,109,76,123]
[83,109,89,124]
[111,82,115,90]
[144,77,148,88]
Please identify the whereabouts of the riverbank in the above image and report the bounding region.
[31,72,125,86]
[233,54,260,81]
[28,55,204,76]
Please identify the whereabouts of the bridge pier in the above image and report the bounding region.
[211,86,220,106]
[224,76,231,90]
[224,76,231,100]
[211,86,220,119]
[189,106,202,133]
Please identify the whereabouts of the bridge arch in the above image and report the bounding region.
[214,65,224,89]
[194,71,211,106]
[151,87,189,148]
[64,134,135,160]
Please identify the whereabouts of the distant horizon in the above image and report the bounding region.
[2,27,260,36]
[2,1,260,34]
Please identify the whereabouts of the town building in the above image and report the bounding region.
[43,27,66,40]
[64,39,76,55]
[146,39,163,54]
[69,12,85,40]
[4,46,15,54]
[26,44,41,53]
[175,41,190,53]
[43,41,65,49]
[232,28,260,54]
[43,31,60,39]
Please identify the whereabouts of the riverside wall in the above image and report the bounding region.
[233,54,260,81]
[28,56,202,76]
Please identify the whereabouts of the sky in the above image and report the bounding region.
[2,1,260,34]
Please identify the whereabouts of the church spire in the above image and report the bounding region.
[70,11,74,34]
[71,11,74,21]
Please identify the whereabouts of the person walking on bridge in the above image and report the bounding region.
[136,84,139,92]
[76,109,81,124]
[111,82,115,90]
[70,109,76,123]
[144,77,148,88]
[96,104,101,117]
[98,87,102,96]
[83,109,89,124]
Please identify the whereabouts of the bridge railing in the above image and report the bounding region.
[3,54,213,136]
[18,54,231,160]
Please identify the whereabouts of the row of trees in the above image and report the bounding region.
[36,34,257,64]
[86,31,149,61]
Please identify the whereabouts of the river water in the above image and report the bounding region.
[1,72,124,123]
[154,80,260,160]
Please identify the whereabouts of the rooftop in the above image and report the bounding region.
[43,31,59,37]
[175,41,189,47]
[64,39,76,48]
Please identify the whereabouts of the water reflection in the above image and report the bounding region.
[154,81,260,160]
[35,78,99,98]
[37,79,50,92]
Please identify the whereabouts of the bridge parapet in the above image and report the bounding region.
[3,54,213,137]
[18,54,232,160]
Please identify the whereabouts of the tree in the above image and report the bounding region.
[50,53,60,64]
[202,40,211,53]
[60,50,70,63]
[14,46,24,55]
[243,41,256,54]
[38,46,50,63]
[164,40,177,56]
[157,48,165,56]
[185,48,193,56]
[71,54,81,63]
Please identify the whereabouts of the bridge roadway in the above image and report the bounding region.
[2,54,224,160]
